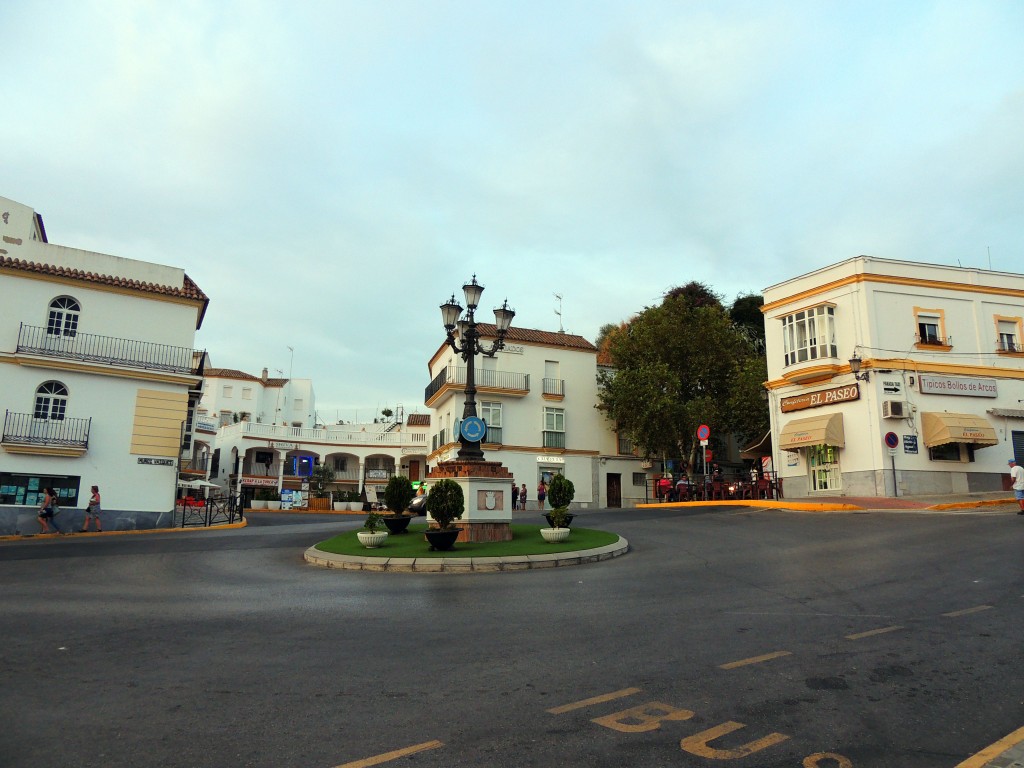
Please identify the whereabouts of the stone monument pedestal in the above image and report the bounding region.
[427,460,514,542]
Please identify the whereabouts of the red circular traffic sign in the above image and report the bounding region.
[884,431,899,448]
[696,424,710,440]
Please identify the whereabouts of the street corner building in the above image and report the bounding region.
[762,255,1024,497]
[0,196,208,534]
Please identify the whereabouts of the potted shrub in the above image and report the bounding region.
[381,475,416,534]
[266,491,282,510]
[333,491,346,512]
[541,474,575,542]
[310,464,335,511]
[424,478,464,551]
[356,511,389,548]
[252,487,274,510]
[350,489,365,512]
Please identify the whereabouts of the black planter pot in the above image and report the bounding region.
[382,515,413,534]
[424,528,460,551]
[543,513,575,528]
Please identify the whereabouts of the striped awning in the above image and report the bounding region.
[921,412,997,448]
[778,412,844,452]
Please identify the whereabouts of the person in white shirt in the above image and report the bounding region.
[1009,459,1024,514]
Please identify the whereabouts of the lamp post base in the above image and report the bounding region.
[428,460,514,542]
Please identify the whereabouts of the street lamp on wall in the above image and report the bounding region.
[440,275,515,461]
[849,352,870,382]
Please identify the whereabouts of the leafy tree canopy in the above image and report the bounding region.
[598,292,768,472]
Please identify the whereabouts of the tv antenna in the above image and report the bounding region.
[553,293,564,333]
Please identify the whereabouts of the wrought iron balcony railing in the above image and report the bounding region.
[425,366,530,402]
[997,339,1023,352]
[543,430,566,449]
[17,323,204,375]
[915,332,951,346]
[542,377,565,396]
[2,411,91,448]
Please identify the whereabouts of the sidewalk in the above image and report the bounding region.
[640,490,1019,513]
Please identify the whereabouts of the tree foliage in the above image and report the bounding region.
[383,475,415,514]
[597,290,768,472]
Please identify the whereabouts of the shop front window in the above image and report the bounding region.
[808,444,841,492]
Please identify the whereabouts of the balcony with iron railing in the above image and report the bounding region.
[228,421,428,447]
[915,332,951,348]
[2,411,91,453]
[424,366,530,405]
[997,339,1023,353]
[542,377,565,399]
[17,323,204,375]
[543,430,566,449]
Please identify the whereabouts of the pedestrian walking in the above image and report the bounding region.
[519,483,527,510]
[537,479,547,510]
[510,480,518,510]
[81,485,102,532]
[1010,459,1024,514]
[37,486,61,534]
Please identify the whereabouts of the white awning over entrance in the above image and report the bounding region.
[778,412,845,452]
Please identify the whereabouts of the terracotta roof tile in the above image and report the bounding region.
[0,255,209,303]
[406,414,431,426]
[474,323,597,351]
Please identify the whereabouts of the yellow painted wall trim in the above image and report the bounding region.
[1,354,201,387]
[2,443,88,457]
[762,272,1024,314]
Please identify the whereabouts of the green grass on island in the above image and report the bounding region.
[315,523,619,558]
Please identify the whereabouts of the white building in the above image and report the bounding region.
[0,196,208,531]
[763,256,1024,497]
[425,325,646,508]
[198,367,431,507]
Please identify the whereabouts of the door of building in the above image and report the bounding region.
[807,444,842,492]
[408,461,420,482]
[606,473,621,508]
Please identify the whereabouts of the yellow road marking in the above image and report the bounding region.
[942,605,993,618]
[955,725,1024,768]
[719,651,791,670]
[332,740,443,768]
[547,687,642,714]
[845,625,903,640]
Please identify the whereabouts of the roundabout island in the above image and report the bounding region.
[304,523,629,573]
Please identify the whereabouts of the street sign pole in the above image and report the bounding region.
[884,432,899,497]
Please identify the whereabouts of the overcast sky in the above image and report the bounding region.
[4,1,1022,423]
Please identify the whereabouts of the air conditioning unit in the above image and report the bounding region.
[882,400,906,419]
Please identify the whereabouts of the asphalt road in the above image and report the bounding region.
[1,506,1022,768]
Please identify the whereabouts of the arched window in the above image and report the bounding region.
[34,381,69,420]
[47,297,80,337]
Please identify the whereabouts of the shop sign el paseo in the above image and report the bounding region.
[781,383,860,413]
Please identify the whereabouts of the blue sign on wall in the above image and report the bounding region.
[903,435,918,454]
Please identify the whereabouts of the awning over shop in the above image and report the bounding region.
[778,412,845,452]
[921,412,998,448]
[740,429,773,460]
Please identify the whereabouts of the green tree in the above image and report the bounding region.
[597,292,767,473]
[729,293,766,351]
[310,463,335,498]
[383,475,415,515]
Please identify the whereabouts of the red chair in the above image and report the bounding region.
[710,480,726,500]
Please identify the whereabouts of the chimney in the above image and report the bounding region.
[261,367,268,383]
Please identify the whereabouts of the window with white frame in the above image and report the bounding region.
[916,311,943,345]
[781,305,837,366]
[543,407,565,448]
[222,385,233,398]
[997,318,1022,352]
[242,387,253,400]
[481,401,502,443]
[46,297,80,337]
[34,381,68,420]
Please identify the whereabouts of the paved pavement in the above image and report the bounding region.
[4,492,1022,766]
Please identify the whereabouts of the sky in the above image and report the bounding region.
[4,0,1023,423]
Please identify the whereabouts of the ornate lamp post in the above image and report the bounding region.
[440,275,515,461]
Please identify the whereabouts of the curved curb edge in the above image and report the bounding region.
[303,536,630,573]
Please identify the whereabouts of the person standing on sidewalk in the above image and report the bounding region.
[1010,459,1024,514]
[81,485,102,532]
[37,487,61,534]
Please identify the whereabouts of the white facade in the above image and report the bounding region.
[425,326,646,508]
[0,196,208,527]
[199,367,431,506]
[763,256,1024,497]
